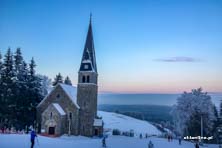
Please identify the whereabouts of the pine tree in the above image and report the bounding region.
[64,76,72,85]
[220,101,222,118]
[0,51,3,125]
[14,48,23,74]
[26,57,43,128]
[13,48,26,129]
[37,74,52,96]
[1,48,16,126]
[53,73,63,86]
[0,51,2,75]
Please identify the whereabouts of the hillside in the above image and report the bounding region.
[98,111,162,136]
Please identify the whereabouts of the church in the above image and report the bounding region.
[36,16,103,137]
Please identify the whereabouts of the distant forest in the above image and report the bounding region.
[98,104,173,123]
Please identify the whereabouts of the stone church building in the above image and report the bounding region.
[36,17,103,137]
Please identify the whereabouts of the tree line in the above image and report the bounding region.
[0,48,44,130]
[0,48,74,131]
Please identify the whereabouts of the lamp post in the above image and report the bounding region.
[68,119,71,136]
[201,114,203,143]
[199,113,205,146]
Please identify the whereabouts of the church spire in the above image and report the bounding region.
[79,14,97,73]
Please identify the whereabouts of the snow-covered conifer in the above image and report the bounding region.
[64,76,72,85]
[53,73,63,86]
[172,88,216,136]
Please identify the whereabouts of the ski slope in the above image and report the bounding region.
[0,111,219,148]
[0,134,218,148]
[98,111,161,136]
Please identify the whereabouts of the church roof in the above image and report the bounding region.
[59,84,80,109]
[79,15,97,72]
[52,103,66,115]
[37,83,80,109]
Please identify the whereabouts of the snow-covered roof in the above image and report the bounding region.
[93,118,103,126]
[59,84,80,109]
[52,103,66,115]
[37,83,80,109]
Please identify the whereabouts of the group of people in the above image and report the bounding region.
[167,134,173,142]
[0,127,24,134]
[139,133,149,139]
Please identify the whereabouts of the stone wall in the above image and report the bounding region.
[41,104,66,135]
[37,85,79,135]
[77,83,98,136]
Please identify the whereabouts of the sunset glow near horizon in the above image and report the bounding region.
[0,0,222,93]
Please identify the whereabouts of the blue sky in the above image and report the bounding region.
[0,0,222,93]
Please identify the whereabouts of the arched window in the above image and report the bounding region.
[84,102,86,107]
[69,112,72,120]
[86,75,90,83]
[50,112,53,119]
[56,94,60,98]
[82,76,86,83]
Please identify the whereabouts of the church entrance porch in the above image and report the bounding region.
[48,127,55,135]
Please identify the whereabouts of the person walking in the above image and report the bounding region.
[102,136,106,148]
[30,130,37,148]
[148,140,154,148]
[178,135,182,145]
[195,142,199,148]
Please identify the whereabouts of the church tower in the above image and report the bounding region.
[77,15,98,136]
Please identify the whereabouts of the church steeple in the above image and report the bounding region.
[79,14,97,73]
[77,15,99,136]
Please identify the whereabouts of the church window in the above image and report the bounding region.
[50,112,53,119]
[82,76,86,83]
[56,94,60,98]
[69,112,72,120]
[86,75,90,83]
[84,102,86,107]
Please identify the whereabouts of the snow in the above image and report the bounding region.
[0,134,219,148]
[98,111,162,136]
[59,84,80,109]
[52,103,66,115]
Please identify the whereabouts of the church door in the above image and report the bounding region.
[94,129,98,136]
[48,127,55,135]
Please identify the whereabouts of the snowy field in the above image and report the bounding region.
[98,111,161,136]
[0,134,219,148]
[0,111,219,148]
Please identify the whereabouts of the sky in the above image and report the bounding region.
[0,0,222,93]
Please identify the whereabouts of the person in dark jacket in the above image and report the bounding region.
[30,130,37,148]
[195,142,199,148]
[102,136,106,147]
[178,135,182,145]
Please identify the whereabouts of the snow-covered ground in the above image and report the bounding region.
[0,134,219,148]
[0,111,219,148]
[98,111,161,136]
